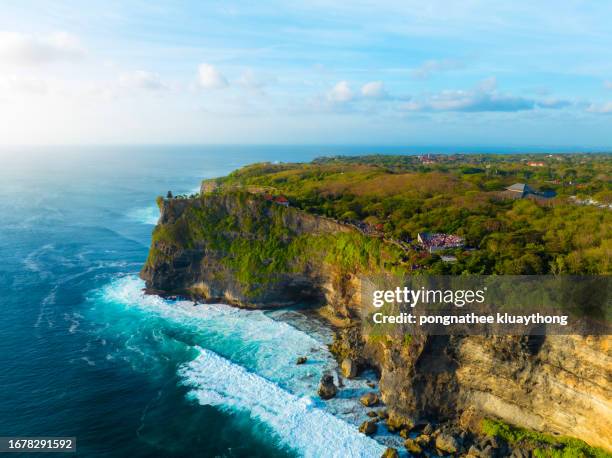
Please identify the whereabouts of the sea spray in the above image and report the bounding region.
[90,276,391,455]
[179,348,386,458]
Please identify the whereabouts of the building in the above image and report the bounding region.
[528,161,545,167]
[505,183,537,198]
[417,232,464,253]
[419,154,436,165]
[504,183,556,200]
[274,196,289,207]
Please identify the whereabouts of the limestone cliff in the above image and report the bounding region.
[140,191,386,311]
[141,191,611,452]
[374,334,611,451]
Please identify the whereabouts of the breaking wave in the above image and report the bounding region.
[180,348,385,458]
[91,275,387,457]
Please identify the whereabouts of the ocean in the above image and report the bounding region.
[0,145,416,458]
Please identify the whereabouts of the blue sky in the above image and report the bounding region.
[1,0,611,147]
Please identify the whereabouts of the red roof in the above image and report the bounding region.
[263,193,273,201]
[274,196,289,203]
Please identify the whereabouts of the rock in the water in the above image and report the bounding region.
[367,411,379,418]
[381,447,399,458]
[317,373,337,400]
[404,438,423,454]
[360,392,380,407]
[385,412,415,432]
[341,358,358,378]
[436,432,461,454]
[359,419,378,436]
[367,381,376,388]
[377,409,388,419]
[296,356,307,365]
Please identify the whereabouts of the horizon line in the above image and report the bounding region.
[0,143,611,153]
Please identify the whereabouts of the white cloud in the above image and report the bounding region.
[237,68,274,90]
[197,63,228,89]
[328,81,353,102]
[402,78,570,112]
[401,101,421,111]
[119,70,164,90]
[587,102,612,114]
[361,81,386,98]
[0,31,85,65]
[537,98,571,109]
[477,76,497,92]
[410,58,464,79]
[0,75,47,94]
[402,90,531,112]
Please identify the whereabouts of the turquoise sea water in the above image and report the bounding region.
[0,146,405,457]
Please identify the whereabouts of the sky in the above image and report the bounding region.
[1,0,612,148]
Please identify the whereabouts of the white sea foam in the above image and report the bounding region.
[81,356,96,366]
[180,347,386,458]
[65,312,82,334]
[96,276,394,455]
[100,277,330,390]
[127,206,159,225]
[23,243,55,278]
[35,286,57,328]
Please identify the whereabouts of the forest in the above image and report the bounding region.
[208,153,611,275]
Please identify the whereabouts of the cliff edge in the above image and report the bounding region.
[141,190,611,452]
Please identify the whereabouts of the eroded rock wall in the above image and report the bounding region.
[141,191,612,451]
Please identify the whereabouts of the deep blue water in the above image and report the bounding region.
[0,146,407,458]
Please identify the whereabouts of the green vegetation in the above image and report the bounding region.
[146,190,403,296]
[482,419,612,458]
[402,333,413,347]
[212,154,611,274]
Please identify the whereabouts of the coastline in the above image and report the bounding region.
[139,157,612,455]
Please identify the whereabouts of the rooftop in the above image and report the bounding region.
[506,183,535,193]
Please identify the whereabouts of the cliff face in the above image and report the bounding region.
[141,192,611,451]
[376,334,611,451]
[140,191,372,311]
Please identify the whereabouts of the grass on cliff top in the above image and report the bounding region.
[212,156,611,275]
[146,191,405,297]
[482,419,612,458]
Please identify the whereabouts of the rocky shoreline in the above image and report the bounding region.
[309,350,532,457]
[312,348,604,458]
[141,191,612,456]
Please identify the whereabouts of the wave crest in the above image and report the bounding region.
[180,348,385,458]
